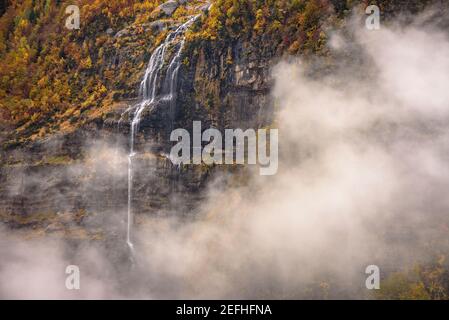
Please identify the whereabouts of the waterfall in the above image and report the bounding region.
[123,15,200,257]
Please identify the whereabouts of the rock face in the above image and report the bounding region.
[0,4,276,233]
[148,20,169,32]
[0,124,216,232]
[158,1,179,16]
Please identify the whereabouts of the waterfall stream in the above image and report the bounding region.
[123,15,200,259]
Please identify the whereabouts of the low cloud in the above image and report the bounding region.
[1,10,449,299]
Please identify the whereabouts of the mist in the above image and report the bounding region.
[1,12,449,299]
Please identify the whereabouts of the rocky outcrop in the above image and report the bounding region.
[150,0,181,19]
[159,1,179,16]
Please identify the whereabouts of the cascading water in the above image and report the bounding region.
[123,15,200,258]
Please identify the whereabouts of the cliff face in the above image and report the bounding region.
[0,0,445,235]
[0,1,272,233]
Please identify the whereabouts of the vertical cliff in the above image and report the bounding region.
[0,0,447,233]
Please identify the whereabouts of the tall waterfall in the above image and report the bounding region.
[124,15,200,256]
